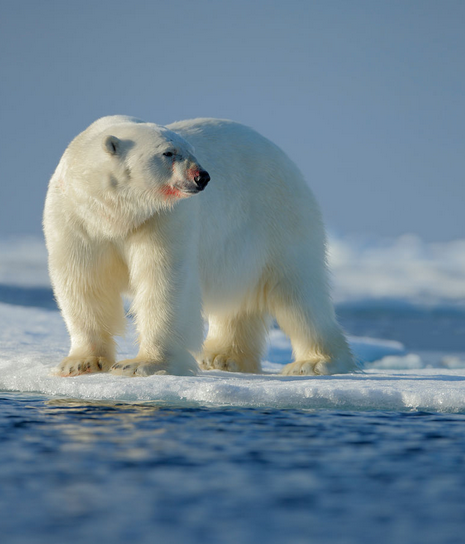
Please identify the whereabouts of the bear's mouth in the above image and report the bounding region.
[162,174,209,198]
[181,186,204,195]
[160,183,202,199]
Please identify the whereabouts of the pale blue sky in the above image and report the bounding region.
[1,0,464,241]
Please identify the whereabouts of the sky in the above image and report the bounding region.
[0,0,464,242]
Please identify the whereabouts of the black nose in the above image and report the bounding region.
[194,170,210,191]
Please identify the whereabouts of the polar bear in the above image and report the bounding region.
[43,115,356,377]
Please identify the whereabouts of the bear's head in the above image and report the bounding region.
[53,115,210,238]
[100,122,210,205]
[59,117,211,238]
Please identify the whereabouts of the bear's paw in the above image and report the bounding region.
[110,354,198,377]
[281,358,357,376]
[110,359,170,377]
[199,352,260,373]
[54,356,113,377]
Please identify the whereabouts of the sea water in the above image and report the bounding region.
[1,235,465,543]
[1,395,465,544]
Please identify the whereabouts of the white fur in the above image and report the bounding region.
[43,116,356,377]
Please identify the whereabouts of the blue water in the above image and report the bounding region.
[1,393,465,544]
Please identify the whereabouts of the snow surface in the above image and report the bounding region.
[0,301,464,413]
[1,235,464,412]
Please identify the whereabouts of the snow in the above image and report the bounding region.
[1,235,464,413]
[0,301,464,413]
[0,236,50,287]
[329,233,465,308]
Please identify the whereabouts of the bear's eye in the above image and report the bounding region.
[163,151,174,157]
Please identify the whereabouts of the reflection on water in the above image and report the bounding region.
[1,393,465,544]
[43,400,167,458]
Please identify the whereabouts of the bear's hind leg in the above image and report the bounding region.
[199,312,269,373]
[269,268,356,376]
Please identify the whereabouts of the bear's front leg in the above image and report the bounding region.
[110,220,203,377]
[49,240,127,377]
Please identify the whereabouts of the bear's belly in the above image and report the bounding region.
[197,222,271,313]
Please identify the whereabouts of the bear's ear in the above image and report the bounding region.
[103,135,121,156]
